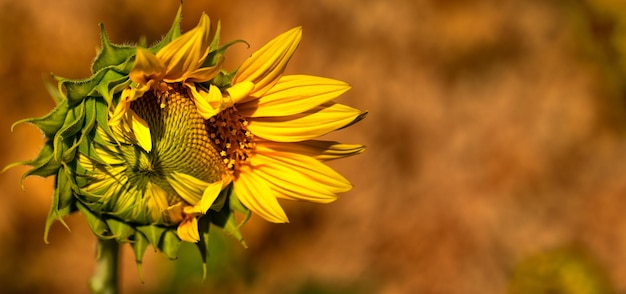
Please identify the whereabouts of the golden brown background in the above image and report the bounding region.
[3,0,626,293]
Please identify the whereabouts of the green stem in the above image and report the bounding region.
[90,238,120,294]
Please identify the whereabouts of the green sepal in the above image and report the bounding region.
[90,70,131,105]
[92,23,137,73]
[45,76,65,104]
[77,202,112,239]
[205,39,248,69]
[11,99,69,138]
[131,231,149,281]
[209,188,249,247]
[16,141,61,180]
[58,166,77,212]
[136,225,166,249]
[53,101,85,162]
[209,69,237,90]
[209,184,230,212]
[77,132,107,167]
[44,167,75,243]
[94,96,116,140]
[59,67,125,106]
[229,191,252,226]
[106,218,136,242]
[158,229,182,260]
[196,215,212,279]
[221,212,247,248]
[149,4,183,53]
[62,97,97,163]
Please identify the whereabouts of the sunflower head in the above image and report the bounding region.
[9,5,365,273]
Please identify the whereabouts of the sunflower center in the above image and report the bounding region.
[206,107,255,178]
[129,84,224,202]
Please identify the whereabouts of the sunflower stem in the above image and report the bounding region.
[90,238,120,294]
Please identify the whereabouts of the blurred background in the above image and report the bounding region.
[3,0,626,293]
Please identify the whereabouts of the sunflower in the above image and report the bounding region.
[10,6,365,267]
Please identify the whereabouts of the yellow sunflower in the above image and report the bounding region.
[11,6,365,266]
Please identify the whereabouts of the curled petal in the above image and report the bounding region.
[226,81,254,104]
[200,180,223,213]
[237,75,350,118]
[129,109,152,152]
[144,182,169,223]
[157,13,213,82]
[233,27,302,100]
[187,84,232,119]
[247,103,363,142]
[256,140,365,161]
[167,172,210,205]
[177,216,200,243]
[130,48,165,84]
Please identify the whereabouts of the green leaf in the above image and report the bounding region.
[91,23,137,73]
[12,99,69,138]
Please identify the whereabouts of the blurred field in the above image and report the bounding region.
[4,0,626,293]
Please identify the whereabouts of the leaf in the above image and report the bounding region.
[12,99,69,138]
[92,23,137,73]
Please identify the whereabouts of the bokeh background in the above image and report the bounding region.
[4,0,626,293]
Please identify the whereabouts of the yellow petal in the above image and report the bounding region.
[157,13,213,82]
[144,182,169,223]
[252,151,352,194]
[129,109,152,152]
[177,216,200,243]
[234,168,288,223]
[233,27,302,100]
[225,81,254,104]
[250,153,338,203]
[256,140,365,161]
[167,171,209,205]
[247,102,363,142]
[109,84,152,127]
[162,203,184,224]
[187,84,231,119]
[186,56,224,83]
[237,75,350,118]
[130,48,165,84]
[200,180,223,213]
